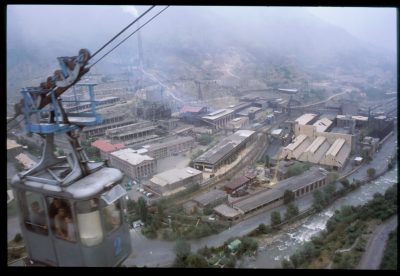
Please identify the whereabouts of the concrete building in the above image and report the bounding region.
[109,148,156,180]
[351,116,368,128]
[281,134,313,160]
[230,167,328,216]
[312,118,333,133]
[91,139,125,160]
[213,204,242,221]
[336,115,356,133]
[81,116,136,139]
[7,139,23,160]
[229,102,252,113]
[295,113,318,126]
[146,167,203,196]
[322,138,351,169]
[182,201,197,215]
[106,121,159,146]
[180,105,208,124]
[157,119,179,131]
[227,117,250,131]
[284,114,354,170]
[65,96,120,113]
[202,109,235,130]
[251,100,269,109]
[193,130,255,173]
[223,176,251,195]
[140,136,194,160]
[236,107,262,122]
[192,189,228,210]
[361,136,380,157]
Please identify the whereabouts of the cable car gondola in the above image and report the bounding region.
[10,49,132,266]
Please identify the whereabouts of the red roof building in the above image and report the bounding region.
[91,139,125,159]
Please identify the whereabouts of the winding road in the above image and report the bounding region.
[357,216,397,270]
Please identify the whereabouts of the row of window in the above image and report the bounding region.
[295,179,325,197]
[20,191,122,247]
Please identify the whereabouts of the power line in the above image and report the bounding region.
[89,6,169,69]
[89,5,155,61]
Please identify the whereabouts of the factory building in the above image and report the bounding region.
[105,121,160,146]
[192,189,228,210]
[227,167,327,216]
[91,139,125,160]
[109,148,156,180]
[193,130,255,173]
[180,105,208,124]
[138,136,195,160]
[227,117,250,131]
[236,106,262,122]
[282,114,353,170]
[145,167,203,197]
[65,96,120,113]
[202,109,235,130]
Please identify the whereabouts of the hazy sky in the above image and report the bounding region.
[306,7,397,53]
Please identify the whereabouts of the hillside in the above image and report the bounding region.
[7,6,396,114]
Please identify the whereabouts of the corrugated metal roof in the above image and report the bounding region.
[295,113,317,125]
[326,138,346,157]
[150,167,202,187]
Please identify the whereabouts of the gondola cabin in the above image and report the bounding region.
[11,166,132,267]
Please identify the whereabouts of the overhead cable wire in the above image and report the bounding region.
[89,5,156,61]
[89,6,169,69]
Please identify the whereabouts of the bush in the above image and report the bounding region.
[284,203,300,221]
[198,134,213,146]
[287,162,309,177]
[367,167,376,178]
[340,178,350,188]
[271,211,281,227]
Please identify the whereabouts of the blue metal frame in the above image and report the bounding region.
[21,83,102,134]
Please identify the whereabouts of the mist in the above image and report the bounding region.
[7,5,397,108]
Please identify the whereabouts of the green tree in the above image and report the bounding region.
[186,253,209,268]
[283,189,295,204]
[138,197,148,223]
[340,178,350,188]
[198,134,213,146]
[258,223,272,234]
[271,211,281,227]
[284,203,299,221]
[312,189,326,211]
[174,239,191,267]
[367,167,376,178]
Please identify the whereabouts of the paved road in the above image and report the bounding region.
[350,133,397,182]
[357,216,397,270]
[122,192,315,267]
